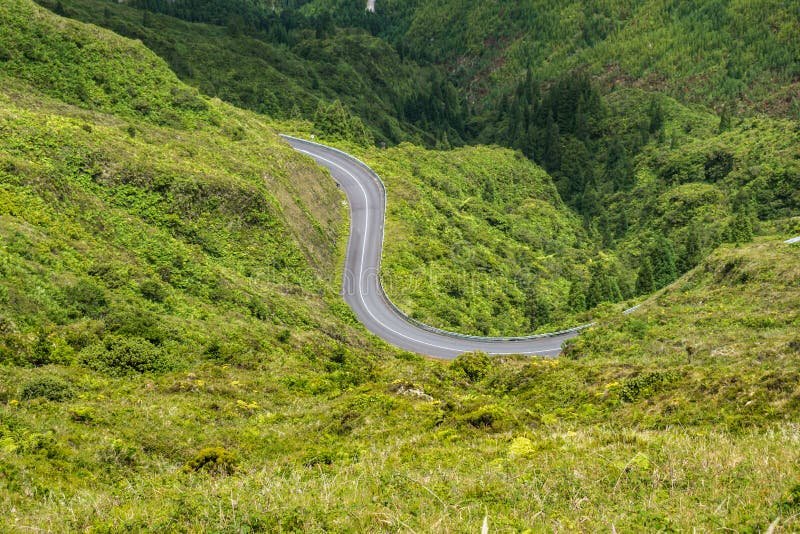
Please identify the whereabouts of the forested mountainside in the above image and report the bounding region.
[1,0,800,529]
[38,0,469,146]
[305,0,800,116]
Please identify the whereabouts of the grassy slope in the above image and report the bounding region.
[1,1,800,531]
[569,237,800,366]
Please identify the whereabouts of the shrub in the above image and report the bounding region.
[69,406,96,423]
[184,447,238,475]
[139,279,167,303]
[782,483,800,511]
[30,330,53,366]
[276,329,291,343]
[247,296,268,320]
[80,335,176,376]
[619,371,679,402]
[508,436,537,458]
[20,375,74,401]
[451,351,492,382]
[104,307,167,345]
[458,404,510,432]
[88,262,129,289]
[98,438,138,467]
[63,279,108,318]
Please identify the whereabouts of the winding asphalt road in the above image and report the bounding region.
[281,135,584,359]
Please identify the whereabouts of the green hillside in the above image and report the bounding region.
[342,0,799,117]
[35,0,468,146]
[568,234,800,368]
[369,143,589,335]
[2,0,800,530]
[295,86,799,336]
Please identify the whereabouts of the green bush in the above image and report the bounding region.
[104,307,167,345]
[451,351,492,382]
[62,279,108,318]
[139,279,167,303]
[69,406,96,423]
[782,483,800,512]
[457,404,510,432]
[80,336,176,376]
[619,371,679,402]
[20,375,74,401]
[183,447,238,475]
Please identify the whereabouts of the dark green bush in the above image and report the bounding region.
[247,296,268,320]
[104,307,167,345]
[30,330,53,366]
[457,404,510,432]
[183,447,238,475]
[276,329,291,343]
[20,375,74,401]
[619,371,679,402]
[139,279,167,303]
[80,335,176,376]
[63,279,108,318]
[782,483,800,511]
[69,406,96,423]
[451,351,492,382]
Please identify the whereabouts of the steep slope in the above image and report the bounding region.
[567,235,800,370]
[369,0,800,117]
[0,0,370,371]
[37,0,468,145]
[356,142,595,335]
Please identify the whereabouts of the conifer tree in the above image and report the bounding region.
[681,224,703,271]
[636,256,655,295]
[727,206,754,243]
[543,110,561,172]
[567,280,586,312]
[649,233,678,288]
[647,97,664,134]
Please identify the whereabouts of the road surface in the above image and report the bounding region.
[281,135,584,359]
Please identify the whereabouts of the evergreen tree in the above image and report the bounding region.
[605,138,633,190]
[526,290,551,329]
[567,280,586,312]
[718,105,732,133]
[727,206,754,243]
[31,330,53,366]
[314,100,373,146]
[586,264,622,309]
[681,224,703,271]
[647,97,664,135]
[543,110,561,172]
[649,234,678,288]
[635,256,655,295]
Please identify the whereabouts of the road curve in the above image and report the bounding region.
[281,135,583,359]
